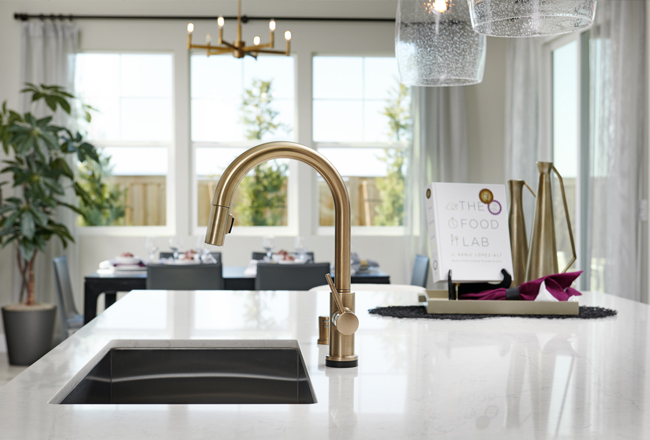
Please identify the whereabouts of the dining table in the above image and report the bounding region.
[83,266,391,324]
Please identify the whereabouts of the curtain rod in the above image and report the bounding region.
[13,13,394,23]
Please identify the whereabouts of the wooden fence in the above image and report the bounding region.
[107,175,385,227]
[109,176,166,226]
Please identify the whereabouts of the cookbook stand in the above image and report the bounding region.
[421,268,579,316]
[447,269,512,301]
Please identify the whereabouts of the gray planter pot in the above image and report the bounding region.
[2,304,56,366]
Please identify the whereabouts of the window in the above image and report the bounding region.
[551,40,580,272]
[545,32,591,289]
[75,53,173,226]
[191,55,295,228]
[313,56,410,227]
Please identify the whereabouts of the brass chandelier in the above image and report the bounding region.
[186,0,291,59]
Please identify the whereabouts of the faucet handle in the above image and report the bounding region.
[325,274,358,336]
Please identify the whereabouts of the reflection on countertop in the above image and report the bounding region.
[0,289,644,439]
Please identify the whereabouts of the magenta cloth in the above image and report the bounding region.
[461,271,583,301]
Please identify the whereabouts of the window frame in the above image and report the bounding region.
[541,32,590,289]
[311,53,409,235]
[189,54,299,237]
[75,50,177,236]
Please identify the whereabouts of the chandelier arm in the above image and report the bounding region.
[208,48,237,56]
[242,42,272,51]
[220,40,237,50]
[244,52,258,60]
[190,44,234,52]
[252,49,289,55]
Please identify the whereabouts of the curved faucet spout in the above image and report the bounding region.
[205,141,357,368]
[205,141,351,293]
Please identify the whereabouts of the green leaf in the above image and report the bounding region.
[40,131,59,150]
[19,240,35,261]
[57,199,85,218]
[28,206,48,226]
[42,177,64,195]
[2,210,21,230]
[20,212,35,239]
[44,96,58,112]
[54,96,71,114]
[52,157,74,179]
[0,205,16,216]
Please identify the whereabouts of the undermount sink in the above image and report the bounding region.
[58,340,316,405]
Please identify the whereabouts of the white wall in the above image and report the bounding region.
[0,1,507,329]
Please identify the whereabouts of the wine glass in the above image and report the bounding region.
[262,236,274,261]
[169,235,183,260]
[294,236,307,261]
[145,236,159,262]
[195,236,209,261]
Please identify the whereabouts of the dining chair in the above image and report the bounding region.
[410,254,430,288]
[146,264,224,290]
[255,263,330,290]
[159,252,221,263]
[252,251,314,262]
[53,256,84,341]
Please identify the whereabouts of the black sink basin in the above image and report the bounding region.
[60,345,316,404]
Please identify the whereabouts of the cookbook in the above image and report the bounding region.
[425,182,514,283]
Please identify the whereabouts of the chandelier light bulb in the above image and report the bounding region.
[187,23,194,34]
[254,36,260,45]
[284,31,292,41]
[269,20,276,31]
[433,0,447,13]
[217,17,225,28]
[206,34,212,44]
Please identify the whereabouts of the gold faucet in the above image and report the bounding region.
[205,141,359,368]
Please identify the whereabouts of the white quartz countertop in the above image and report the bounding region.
[0,289,645,439]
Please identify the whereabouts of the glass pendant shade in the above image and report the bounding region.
[396,0,486,87]
[468,0,597,37]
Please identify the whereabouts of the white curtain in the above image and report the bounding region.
[504,38,544,225]
[404,87,468,287]
[588,1,647,301]
[18,21,79,312]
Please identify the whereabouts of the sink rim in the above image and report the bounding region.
[49,339,316,405]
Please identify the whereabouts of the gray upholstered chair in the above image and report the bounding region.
[146,264,224,290]
[159,252,221,264]
[53,256,84,341]
[255,263,330,290]
[410,254,430,288]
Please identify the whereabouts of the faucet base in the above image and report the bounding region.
[326,359,358,368]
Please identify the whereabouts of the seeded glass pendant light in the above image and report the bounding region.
[468,0,597,37]
[396,0,486,87]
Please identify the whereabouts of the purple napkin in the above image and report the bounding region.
[461,271,583,301]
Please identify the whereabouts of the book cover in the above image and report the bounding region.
[425,182,514,283]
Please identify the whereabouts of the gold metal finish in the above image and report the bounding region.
[508,180,536,287]
[186,0,291,59]
[205,141,357,366]
[526,162,577,281]
[318,316,330,345]
[325,274,359,336]
[426,289,578,315]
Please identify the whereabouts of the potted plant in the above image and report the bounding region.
[0,84,100,365]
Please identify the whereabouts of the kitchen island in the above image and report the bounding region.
[0,289,645,439]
